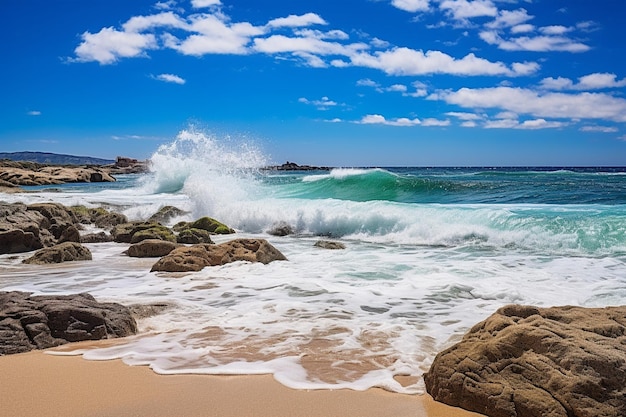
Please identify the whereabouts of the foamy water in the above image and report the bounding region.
[2,129,626,394]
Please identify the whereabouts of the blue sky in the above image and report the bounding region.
[1,0,626,166]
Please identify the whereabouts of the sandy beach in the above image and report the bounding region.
[0,349,485,417]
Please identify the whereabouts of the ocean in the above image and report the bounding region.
[2,129,626,394]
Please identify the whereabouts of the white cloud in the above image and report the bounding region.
[421,118,451,126]
[356,78,379,88]
[446,111,483,120]
[439,0,498,20]
[540,25,571,35]
[73,27,158,64]
[485,8,533,29]
[510,23,534,34]
[540,73,626,91]
[479,30,590,52]
[580,126,619,133]
[350,47,535,76]
[152,73,186,84]
[358,114,421,126]
[433,87,626,122]
[27,110,41,116]
[267,13,326,28]
[299,96,338,110]
[391,0,431,13]
[191,0,221,8]
[123,11,187,32]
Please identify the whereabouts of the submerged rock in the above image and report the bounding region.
[267,221,295,236]
[0,291,137,355]
[22,242,92,265]
[151,238,287,272]
[314,240,346,250]
[424,304,626,417]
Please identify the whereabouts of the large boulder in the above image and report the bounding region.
[111,222,174,243]
[0,203,51,253]
[151,238,287,272]
[127,239,180,258]
[176,228,213,244]
[424,304,626,417]
[0,291,137,355]
[148,205,188,224]
[22,242,92,265]
[27,203,77,240]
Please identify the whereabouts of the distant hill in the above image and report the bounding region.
[0,152,115,166]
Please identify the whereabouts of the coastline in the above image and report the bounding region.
[0,350,485,417]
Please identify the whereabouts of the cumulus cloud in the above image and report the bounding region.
[72,27,157,64]
[479,30,590,52]
[391,0,431,13]
[27,110,42,116]
[152,73,186,84]
[439,0,498,21]
[267,13,327,28]
[350,47,536,76]
[540,73,626,91]
[191,0,221,8]
[358,114,422,126]
[432,87,626,122]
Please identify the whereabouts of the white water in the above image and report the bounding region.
[2,129,626,394]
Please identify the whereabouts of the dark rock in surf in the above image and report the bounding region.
[151,238,287,272]
[111,222,175,244]
[424,304,626,417]
[22,242,92,265]
[267,221,295,236]
[314,240,346,250]
[148,205,188,225]
[0,291,137,355]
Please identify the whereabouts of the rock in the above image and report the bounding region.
[130,225,177,244]
[0,291,137,355]
[111,222,173,243]
[151,239,287,272]
[148,206,188,224]
[58,225,81,243]
[314,240,346,250]
[176,228,213,244]
[27,203,76,240]
[127,239,180,258]
[174,216,235,235]
[90,208,128,228]
[0,161,115,186]
[424,304,626,417]
[23,242,92,265]
[150,244,214,272]
[80,231,113,243]
[0,203,51,253]
[267,221,295,236]
[0,229,43,254]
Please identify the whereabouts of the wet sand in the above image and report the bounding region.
[0,350,485,417]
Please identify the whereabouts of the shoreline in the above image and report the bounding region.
[0,350,485,417]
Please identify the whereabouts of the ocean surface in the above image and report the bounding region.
[2,130,626,394]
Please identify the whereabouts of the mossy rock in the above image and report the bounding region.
[177,228,213,244]
[174,217,234,235]
[190,217,235,234]
[130,225,176,244]
[112,222,168,243]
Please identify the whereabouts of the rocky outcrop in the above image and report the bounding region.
[151,238,287,272]
[127,239,180,258]
[0,160,115,186]
[176,228,213,244]
[0,291,137,355]
[22,242,92,265]
[0,203,52,253]
[424,304,626,417]
[0,202,127,254]
[267,221,295,236]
